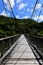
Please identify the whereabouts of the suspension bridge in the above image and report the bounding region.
[0,34,43,65]
[0,0,43,65]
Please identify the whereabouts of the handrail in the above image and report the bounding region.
[0,34,19,41]
[0,34,20,58]
[25,34,43,39]
[30,42,43,60]
[25,34,43,59]
[0,34,21,64]
[28,42,42,65]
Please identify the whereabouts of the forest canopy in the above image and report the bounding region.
[0,16,43,38]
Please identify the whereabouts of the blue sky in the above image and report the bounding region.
[0,0,43,22]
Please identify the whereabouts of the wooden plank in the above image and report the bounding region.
[2,35,40,65]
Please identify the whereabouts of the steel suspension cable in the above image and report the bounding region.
[7,0,16,18]
[2,0,8,16]
[31,0,39,18]
[37,4,43,21]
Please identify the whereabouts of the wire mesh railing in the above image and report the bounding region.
[0,34,20,58]
[25,34,43,65]
[25,34,43,59]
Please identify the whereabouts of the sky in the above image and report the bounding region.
[0,0,43,22]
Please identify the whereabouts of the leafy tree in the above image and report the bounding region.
[0,16,43,38]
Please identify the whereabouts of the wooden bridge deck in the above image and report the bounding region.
[1,35,42,65]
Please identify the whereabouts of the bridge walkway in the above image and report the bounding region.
[2,35,40,65]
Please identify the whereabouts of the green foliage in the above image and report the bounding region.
[0,28,7,38]
[37,30,43,37]
[6,31,16,36]
[29,28,38,35]
[0,16,43,38]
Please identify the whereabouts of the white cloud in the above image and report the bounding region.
[4,0,15,10]
[35,4,42,9]
[31,9,33,12]
[16,15,19,18]
[27,8,30,12]
[16,0,21,3]
[32,15,43,22]
[32,16,38,20]
[39,15,43,21]
[31,4,42,12]
[4,0,7,4]
[18,3,28,10]
[0,10,9,17]
[23,16,29,19]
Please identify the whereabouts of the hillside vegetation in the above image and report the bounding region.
[0,16,43,38]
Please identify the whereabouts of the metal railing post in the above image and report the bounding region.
[9,38,11,47]
[0,40,4,57]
